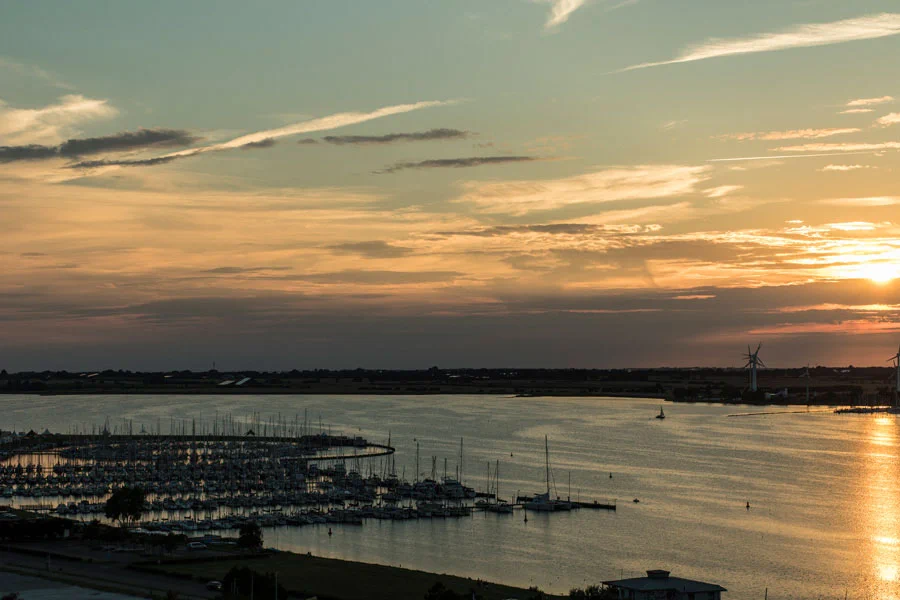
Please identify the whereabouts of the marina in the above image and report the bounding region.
[1,417,612,537]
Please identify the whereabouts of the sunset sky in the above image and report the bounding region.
[3,1,900,370]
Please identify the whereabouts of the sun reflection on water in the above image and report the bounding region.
[865,416,900,598]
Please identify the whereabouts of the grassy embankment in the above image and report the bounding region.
[142,551,560,600]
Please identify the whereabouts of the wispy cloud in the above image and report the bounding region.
[821,196,900,206]
[617,13,900,72]
[840,108,875,115]
[0,94,117,145]
[0,56,73,90]
[69,100,456,169]
[542,0,589,30]
[541,0,637,30]
[456,164,711,215]
[323,128,469,145]
[661,120,688,131]
[819,164,872,172]
[875,113,900,127]
[704,185,743,198]
[708,151,872,162]
[847,96,894,107]
[773,141,900,153]
[717,128,860,141]
[378,156,537,174]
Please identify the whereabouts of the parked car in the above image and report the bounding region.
[206,581,223,591]
[186,541,207,550]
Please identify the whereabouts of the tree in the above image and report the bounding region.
[104,486,146,527]
[424,583,460,600]
[238,522,263,551]
[526,587,548,600]
[569,585,615,600]
[223,566,285,600]
[423,582,483,600]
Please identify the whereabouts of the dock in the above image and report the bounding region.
[515,496,616,511]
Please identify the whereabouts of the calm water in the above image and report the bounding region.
[2,393,898,600]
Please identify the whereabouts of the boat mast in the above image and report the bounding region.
[459,437,464,484]
[545,435,550,497]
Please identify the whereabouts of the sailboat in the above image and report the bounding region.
[524,436,571,511]
[656,407,666,419]
[486,460,513,513]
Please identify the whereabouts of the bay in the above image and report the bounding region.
[1,393,896,600]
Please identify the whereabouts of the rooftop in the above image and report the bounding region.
[603,570,727,594]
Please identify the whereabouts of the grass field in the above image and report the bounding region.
[143,551,559,600]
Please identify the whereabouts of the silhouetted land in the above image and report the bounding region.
[1,367,897,406]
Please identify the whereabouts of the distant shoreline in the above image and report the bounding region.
[4,365,894,406]
[0,387,873,408]
[10,387,666,399]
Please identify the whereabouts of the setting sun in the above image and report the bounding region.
[859,262,900,285]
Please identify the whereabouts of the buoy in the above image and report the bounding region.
[746,502,750,510]
[609,473,613,479]
[328,527,333,536]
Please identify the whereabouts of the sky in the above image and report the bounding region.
[2,0,900,370]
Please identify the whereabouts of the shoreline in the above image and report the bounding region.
[1,387,868,408]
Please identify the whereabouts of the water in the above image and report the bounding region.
[2,393,897,600]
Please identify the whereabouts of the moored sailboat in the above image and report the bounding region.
[523,436,571,511]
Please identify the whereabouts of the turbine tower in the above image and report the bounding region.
[889,344,900,404]
[744,343,766,392]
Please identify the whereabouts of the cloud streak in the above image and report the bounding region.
[821,196,900,206]
[69,100,456,169]
[618,13,900,72]
[378,155,537,173]
[717,128,860,141]
[323,128,469,145]
[847,96,894,107]
[708,151,874,162]
[772,142,900,153]
[820,164,872,172]
[0,128,198,164]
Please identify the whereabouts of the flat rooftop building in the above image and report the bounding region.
[603,569,727,600]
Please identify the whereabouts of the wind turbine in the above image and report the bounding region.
[744,343,766,392]
[888,344,900,405]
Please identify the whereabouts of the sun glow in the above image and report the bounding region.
[858,262,900,284]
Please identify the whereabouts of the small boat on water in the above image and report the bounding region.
[656,407,666,420]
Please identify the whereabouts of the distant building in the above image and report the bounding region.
[603,570,726,600]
